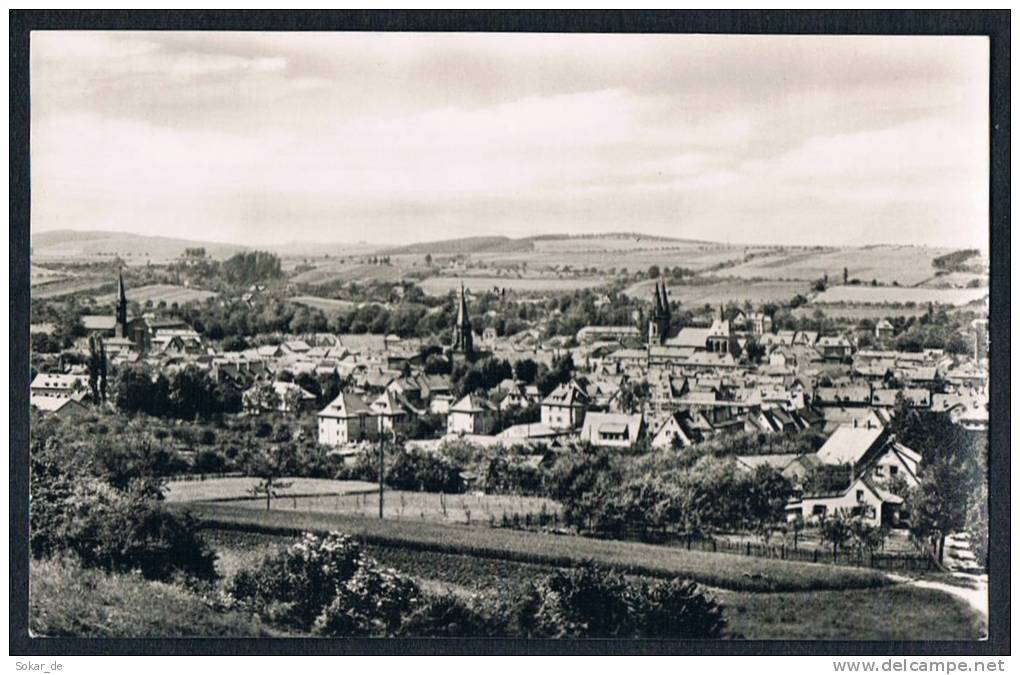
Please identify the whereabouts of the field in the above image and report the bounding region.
[31,230,247,263]
[721,585,985,640]
[793,305,930,320]
[94,283,218,306]
[164,476,377,502]
[31,275,112,299]
[167,476,561,526]
[624,278,810,305]
[289,261,414,286]
[30,265,69,287]
[722,246,953,286]
[206,529,985,640]
[225,491,562,526]
[29,557,280,638]
[288,295,359,315]
[179,502,890,593]
[420,275,609,296]
[812,285,989,307]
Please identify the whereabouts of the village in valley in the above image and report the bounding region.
[29,231,991,640]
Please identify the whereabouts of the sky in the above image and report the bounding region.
[31,32,989,248]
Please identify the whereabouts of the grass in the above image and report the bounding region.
[624,278,810,305]
[813,285,989,307]
[94,283,218,306]
[163,476,378,503]
[29,557,281,638]
[205,528,986,640]
[792,305,930,320]
[217,489,562,526]
[179,502,891,593]
[723,246,952,286]
[419,275,609,296]
[722,585,986,640]
[288,295,359,316]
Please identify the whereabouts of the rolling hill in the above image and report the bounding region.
[31,230,250,262]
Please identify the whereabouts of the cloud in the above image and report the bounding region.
[29,32,989,248]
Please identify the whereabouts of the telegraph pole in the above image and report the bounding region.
[378,432,385,519]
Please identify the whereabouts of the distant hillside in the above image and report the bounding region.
[383,236,536,255]
[31,230,249,262]
[382,232,705,256]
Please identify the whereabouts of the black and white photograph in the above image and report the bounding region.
[10,10,1009,656]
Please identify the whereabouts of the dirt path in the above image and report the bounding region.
[888,572,988,627]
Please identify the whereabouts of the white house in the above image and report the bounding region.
[317,393,378,447]
[540,381,589,430]
[788,476,904,527]
[650,412,699,450]
[371,391,409,436]
[579,412,644,449]
[447,394,497,435]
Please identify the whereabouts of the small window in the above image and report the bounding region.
[874,465,885,477]
[890,466,899,476]
[812,505,827,517]
[856,490,865,503]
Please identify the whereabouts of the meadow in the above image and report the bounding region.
[202,528,985,640]
[179,502,891,593]
[722,246,952,286]
[31,276,112,299]
[793,305,930,320]
[289,260,414,286]
[419,275,609,296]
[29,557,281,638]
[812,285,989,307]
[624,278,809,305]
[94,283,218,306]
[225,490,563,526]
[163,476,378,503]
[288,295,359,315]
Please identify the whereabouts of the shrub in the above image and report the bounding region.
[385,447,464,493]
[534,562,635,638]
[37,479,217,582]
[226,531,363,628]
[313,563,421,637]
[397,593,494,637]
[633,578,726,638]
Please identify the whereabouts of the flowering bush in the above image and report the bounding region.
[227,531,364,628]
[313,563,421,637]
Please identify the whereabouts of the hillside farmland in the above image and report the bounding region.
[94,284,218,306]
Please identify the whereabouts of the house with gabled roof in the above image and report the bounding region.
[447,394,498,435]
[650,411,700,450]
[815,425,920,488]
[540,380,590,430]
[580,412,644,449]
[317,392,378,447]
[371,391,410,436]
[787,475,904,526]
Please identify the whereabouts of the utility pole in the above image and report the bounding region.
[378,432,385,519]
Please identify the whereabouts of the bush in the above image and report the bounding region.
[634,578,726,638]
[35,479,217,582]
[397,593,495,637]
[385,447,464,493]
[313,563,421,637]
[533,562,634,637]
[226,531,363,628]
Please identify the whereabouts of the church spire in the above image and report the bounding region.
[115,268,129,338]
[452,281,473,358]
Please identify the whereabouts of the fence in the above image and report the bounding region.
[165,471,246,483]
[647,532,933,571]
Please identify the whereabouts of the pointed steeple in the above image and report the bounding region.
[115,267,128,338]
[456,281,468,326]
[651,280,663,315]
[452,280,473,358]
